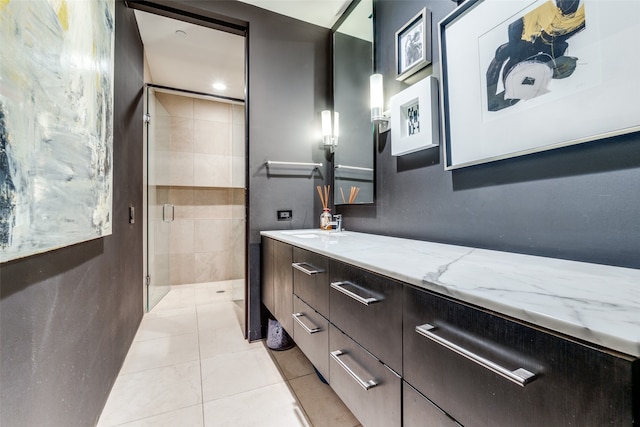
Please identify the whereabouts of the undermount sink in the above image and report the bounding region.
[280,230,348,238]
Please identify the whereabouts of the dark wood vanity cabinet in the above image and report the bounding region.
[262,235,639,427]
[261,237,276,315]
[292,295,329,380]
[403,285,638,427]
[261,237,293,334]
[329,260,403,374]
[292,247,329,318]
[403,381,461,427]
[329,324,401,427]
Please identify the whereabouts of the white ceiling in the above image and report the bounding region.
[135,10,246,99]
[135,1,353,100]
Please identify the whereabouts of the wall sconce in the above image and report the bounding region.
[370,73,390,133]
[322,110,339,152]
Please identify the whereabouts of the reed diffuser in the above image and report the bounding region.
[316,185,332,230]
[340,186,360,204]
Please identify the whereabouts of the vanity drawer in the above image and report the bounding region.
[292,247,329,317]
[403,381,461,427]
[292,295,329,380]
[329,260,402,373]
[329,324,401,427]
[403,285,637,427]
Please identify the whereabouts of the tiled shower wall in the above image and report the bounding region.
[155,92,245,285]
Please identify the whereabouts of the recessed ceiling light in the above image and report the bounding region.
[212,82,227,91]
[175,30,187,37]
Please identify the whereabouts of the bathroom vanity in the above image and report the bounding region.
[260,229,639,427]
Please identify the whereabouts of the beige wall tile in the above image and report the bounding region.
[194,99,231,122]
[231,189,246,219]
[170,152,194,186]
[153,221,171,254]
[232,104,244,125]
[153,117,171,152]
[193,188,232,219]
[194,120,231,156]
[231,156,245,188]
[170,253,196,285]
[169,188,195,220]
[194,220,232,253]
[170,220,194,254]
[230,219,245,279]
[151,253,170,285]
[194,252,231,283]
[170,117,195,153]
[232,123,245,157]
[152,150,172,186]
[156,92,194,119]
[194,154,231,187]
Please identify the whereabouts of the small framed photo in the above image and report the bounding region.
[390,76,439,156]
[396,8,432,81]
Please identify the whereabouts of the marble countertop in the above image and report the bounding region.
[261,229,640,358]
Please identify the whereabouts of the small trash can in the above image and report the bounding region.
[266,318,294,350]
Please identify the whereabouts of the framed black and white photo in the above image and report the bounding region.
[390,76,439,156]
[439,0,640,170]
[396,8,432,81]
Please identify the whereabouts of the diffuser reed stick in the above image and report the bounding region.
[348,186,360,203]
[317,185,331,229]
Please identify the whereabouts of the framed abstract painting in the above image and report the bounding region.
[439,0,640,169]
[0,0,115,262]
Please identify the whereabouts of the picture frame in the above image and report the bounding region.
[396,8,432,81]
[439,0,640,170]
[0,0,115,262]
[390,76,439,156]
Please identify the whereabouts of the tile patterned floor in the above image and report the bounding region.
[98,281,360,426]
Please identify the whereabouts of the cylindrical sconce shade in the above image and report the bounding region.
[370,74,384,121]
[321,110,332,137]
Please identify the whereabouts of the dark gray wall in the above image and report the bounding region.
[0,2,144,425]
[338,0,640,269]
[138,1,331,340]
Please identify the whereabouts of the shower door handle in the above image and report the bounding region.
[162,204,175,222]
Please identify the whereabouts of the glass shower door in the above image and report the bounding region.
[146,85,171,311]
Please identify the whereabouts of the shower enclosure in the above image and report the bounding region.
[144,84,246,315]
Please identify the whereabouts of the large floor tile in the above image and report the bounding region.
[199,321,257,360]
[269,345,315,381]
[196,301,241,333]
[194,280,234,304]
[203,382,309,427]
[150,284,197,313]
[120,333,200,374]
[134,310,198,342]
[116,404,203,427]
[98,361,202,426]
[289,373,361,427]
[201,346,284,402]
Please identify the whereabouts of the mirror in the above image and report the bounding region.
[333,0,374,205]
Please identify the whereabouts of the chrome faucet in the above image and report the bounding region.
[329,214,342,232]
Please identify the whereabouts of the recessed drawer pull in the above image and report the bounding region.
[330,350,379,390]
[330,281,380,306]
[292,312,321,334]
[415,324,537,387]
[292,262,324,275]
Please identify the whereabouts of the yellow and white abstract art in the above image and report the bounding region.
[0,0,115,262]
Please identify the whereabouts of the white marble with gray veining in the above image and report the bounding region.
[261,229,640,358]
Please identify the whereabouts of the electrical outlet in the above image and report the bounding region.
[277,210,293,221]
